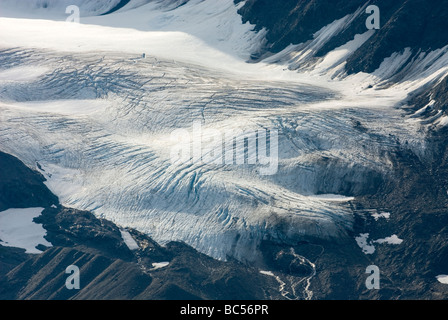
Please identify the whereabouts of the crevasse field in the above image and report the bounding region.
[0,0,442,262]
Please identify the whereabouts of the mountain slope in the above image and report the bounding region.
[0,0,448,300]
[0,152,58,212]
[0,151,282,300]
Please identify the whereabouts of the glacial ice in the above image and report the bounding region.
[0,0,430,262]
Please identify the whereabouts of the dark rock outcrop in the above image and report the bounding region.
[0,152,58,211]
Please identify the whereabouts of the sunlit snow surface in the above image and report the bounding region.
[0,0,426,261]
[437,275,448,284]
[0,208,52,254]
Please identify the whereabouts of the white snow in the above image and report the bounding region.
[355,233,375,255]
[374,234,403,245]
[0,0,123,19]
[411,100,435,118]
[120,229,139,250]
[436,275,448,284]
[263,6,374,80]
[0,66,49,82]
[372,48,413,81]
[437,116,448,127]
[260,270,275,276]
[0,0,438,262]
[151,262,169,270]
[0,208,52,254]
[314,30,374,77]
[371,211,390,221]
[0,0,266,75]
[355,233,403,255]
[307,194,354,202]
[0,99,110,116]
[84,0,267,61]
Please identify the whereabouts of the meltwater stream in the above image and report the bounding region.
[0,48,423,262]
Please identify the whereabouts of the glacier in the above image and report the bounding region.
[0,0,432,262]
